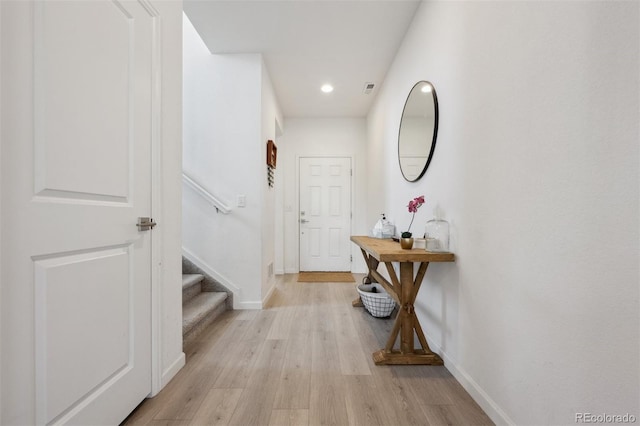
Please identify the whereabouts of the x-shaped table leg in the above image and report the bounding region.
[372,261,443,365]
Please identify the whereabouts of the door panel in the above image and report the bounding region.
[35,247,131,423]
[34,1,132,200]
[299,157,351,272]
[1,1,157,424]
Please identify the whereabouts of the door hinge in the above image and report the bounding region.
[350,255,353,262]
[350,169,353,176]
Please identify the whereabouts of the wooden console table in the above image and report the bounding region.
[351,236,454,365]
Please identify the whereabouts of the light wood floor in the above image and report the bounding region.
[122,274,493,426]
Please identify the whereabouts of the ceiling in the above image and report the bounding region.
[183,0,421,118]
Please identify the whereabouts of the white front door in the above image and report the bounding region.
[299,157,352,272]
[1,1,157,424]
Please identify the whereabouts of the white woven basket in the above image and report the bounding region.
[357,283,396,318]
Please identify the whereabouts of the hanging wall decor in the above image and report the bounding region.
[267,140,277,187]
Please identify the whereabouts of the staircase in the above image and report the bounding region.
[182,257,233,347]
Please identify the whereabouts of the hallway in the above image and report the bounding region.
[123,275,492,425]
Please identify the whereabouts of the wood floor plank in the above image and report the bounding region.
[371,366,433,426]
[421,404,466,425]
[232,309,259,321]
[268,409,310,426]
[393,366,455,406]
[288,286,316,339]
[310,330,340,374]
[144,421,191,426]
[152,359,221,420]
[308,372,349,426]
[122,393,172,425]
[211,336,262,389]
[308,331,349,426]
[193,310,254,360]
[266,304,297,340]
[245,339,287,389]
[227,339,287,426]
[241,309,278,341]
[212,310,277,389]
[305,283,334,335]
[431,368,494,425]
[343,375,395,426]
[272,335,312,409]
[333,316,372,375]
[328,285,372,376]
[455,402,495,426]
[189,388,243,426]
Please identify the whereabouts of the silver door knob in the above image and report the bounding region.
[137,217,157,231]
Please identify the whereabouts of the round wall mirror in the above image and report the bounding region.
[398,81,439,182]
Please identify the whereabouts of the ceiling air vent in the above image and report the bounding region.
[363,82,375,95]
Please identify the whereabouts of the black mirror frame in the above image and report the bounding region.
[397,80,439,182]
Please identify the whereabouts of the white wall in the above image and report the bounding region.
[279,118,368,274]
[183,14,282,308]
[367,1,639,424]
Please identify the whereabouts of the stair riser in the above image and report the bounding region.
[182,283,202,305]
[182,257,233,305]
[182,301,227,348]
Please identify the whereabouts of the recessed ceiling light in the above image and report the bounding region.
[321,84,334,93]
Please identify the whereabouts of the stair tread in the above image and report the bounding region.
[182,273,204,290]
[182,291,228,330]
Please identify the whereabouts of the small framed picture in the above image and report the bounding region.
[267,140,277,168]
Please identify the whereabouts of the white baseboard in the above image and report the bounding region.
[182,247,241,309]
[275,268,285,275]
[236,300,263,309]
[262,282,276,307]
[284,267,298,274]
[426,333,514,426]
[160,352,185,390]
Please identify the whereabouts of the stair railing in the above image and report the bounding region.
[182,172,231,214]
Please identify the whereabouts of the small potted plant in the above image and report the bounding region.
[401,195,425,249]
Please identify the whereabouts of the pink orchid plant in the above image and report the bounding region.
[402,195,425,238]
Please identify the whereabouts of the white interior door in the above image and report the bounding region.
[299,157,352,272]
[1,1,158,424]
